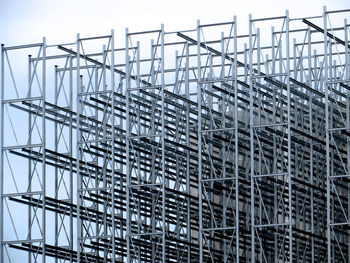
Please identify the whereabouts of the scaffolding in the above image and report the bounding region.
[1,6,350,263]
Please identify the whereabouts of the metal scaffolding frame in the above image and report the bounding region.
[1,7,350,263]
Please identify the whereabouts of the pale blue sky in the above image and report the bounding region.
[0,0,349,46]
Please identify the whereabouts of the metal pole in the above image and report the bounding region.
[185,40,191,263]
[322,6,331,263]
[234,15,240,263]
[42,37,47,263]
[76,33,81,263]
[111,29,116,262]
[0,44,4,263]
[308,31,316,263]
[54,64,58,263]
[69,54,73,263]
[161,23,166,263]
[249,13,255,263]
[285,10,293,263]
[28,54,32,263]
[125,27,131,263]
[197,18,203,263]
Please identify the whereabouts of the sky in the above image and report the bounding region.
[0,0,349,46]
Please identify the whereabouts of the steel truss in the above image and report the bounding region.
[1,7,350,263]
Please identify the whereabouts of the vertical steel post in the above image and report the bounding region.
[76,33,81,263]
[307,24,315,263]
[323,6,331,263]
[161,23,166,263]
[54,64,58,263]
[0,44,4,263]
[125,27,131,263]
[110,29,116,262]
[248,13,255,263]
[185,40,191,263]
[42,37,47,263]
[285,10,293,263]
[197,19,203,263]
[28,54,32,263]
[234,15,240,263]
[69,54,73,263]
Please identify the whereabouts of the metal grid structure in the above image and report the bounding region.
[1,6,350,263]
